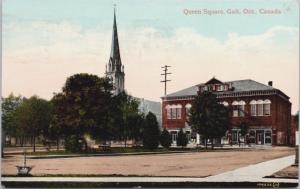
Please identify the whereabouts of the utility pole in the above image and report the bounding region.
[160,65,171,96]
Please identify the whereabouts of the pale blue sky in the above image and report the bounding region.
[4,0,298,40]
[3,0,299,113]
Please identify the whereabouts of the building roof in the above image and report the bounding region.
[109,8,122,69]
[164,79,277,98]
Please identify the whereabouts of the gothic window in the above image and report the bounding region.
[257,100,264,116]
[263,99,271,116]
[250,100,257,116]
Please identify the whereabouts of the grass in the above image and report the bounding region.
[23,146,255,157]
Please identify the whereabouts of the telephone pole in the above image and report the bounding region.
[160,65,171,96]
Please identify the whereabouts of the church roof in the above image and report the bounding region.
[164,79,278,98]
[109,8,122,65]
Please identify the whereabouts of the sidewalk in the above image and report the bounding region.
[205,155,297,183]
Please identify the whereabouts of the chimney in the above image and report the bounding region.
[268,81,273,87]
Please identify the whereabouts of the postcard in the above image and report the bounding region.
[1,0,299,188]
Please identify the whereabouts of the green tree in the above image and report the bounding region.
[188,91,230,149]
[176,129,188,148]
[14,96,53,152]
[52,73,113,151]
[160,129,172,149]
[142,112,160,150]
[2,93,23,138]
[1,93,23,157]
[112,92,143,147]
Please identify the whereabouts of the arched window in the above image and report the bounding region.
[257,100,264,116]
[171,105,177,119]
[185,104,192,118]
[238,101,246,117]
[263,99,271,116]
[232,101,239,117]
[176,104,182,119]
[222,101,229,107]
[250,100,257,116]
[165,105,171,119]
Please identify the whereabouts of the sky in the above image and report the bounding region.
[3,0,299,113]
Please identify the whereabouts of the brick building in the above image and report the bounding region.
[161,78,292,146]
[290,112,299,146]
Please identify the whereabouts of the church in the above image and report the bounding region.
[161,77,292,146]
[105,8,161,126]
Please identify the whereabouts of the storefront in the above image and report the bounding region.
[231,128,272,145]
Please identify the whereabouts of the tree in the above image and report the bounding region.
[2,94,23,137]
[52,73,114,151]
[1,93,23,157]
[112,92,142,147]
[176,129,188,148]
[239,121,249,146]
[188,91,230,149]
[160,129,172,149]
[142,112,160,150]
[14,96,53,152]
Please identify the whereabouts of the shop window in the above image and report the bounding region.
[265,130,272,144]
[249,130,256,143]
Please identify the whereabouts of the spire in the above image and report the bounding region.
[105,5,125,95]
[109,5,122,71]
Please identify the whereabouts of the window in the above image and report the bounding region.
[265,130,272,144]
[167,104,182,119]
[250,100,257,116]
[171,107,177,119]
[263,99,271,116]
[185,104,192,118]
[224,85,228,91]
[257,100,264,116]
[166,105,171,119]
[176,104,182,119]
[232,101,245,117]
[216,85,221,91]
[223,101,229,106]
[232,101,239,117]
[239,101,245,117]
[186,131,191,142]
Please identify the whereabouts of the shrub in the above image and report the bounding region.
[160,129,172,149]
[64,135,83,153]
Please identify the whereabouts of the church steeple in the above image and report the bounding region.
[110,7,121,68]
[106,6,125,95]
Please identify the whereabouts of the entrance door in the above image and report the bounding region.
[170,131,177,145]
[256,131,264,145]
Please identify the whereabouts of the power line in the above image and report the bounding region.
[160,65,171,96]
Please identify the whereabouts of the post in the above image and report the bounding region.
[24,149,26,167]
[160,65,171,96]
